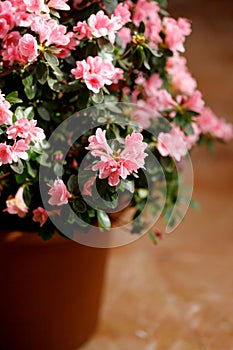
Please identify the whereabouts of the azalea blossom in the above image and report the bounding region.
[4,186,28,218]
[32,207,49,227]
[18,33,39,63]
[0,143,12,165]
[0,91,13,125]
[87,128,147,186]
[157,127,188,162]
[11,139,29,162]
[7,118,45,144]
[48,178,71,206]
[163,17,191,53]
[196,108,233,141]
[71,56,123,93]
[82,176,96,196]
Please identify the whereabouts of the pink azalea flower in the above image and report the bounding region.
[166,54,197,96]
[11,139,29,162]
[47,0,70,11]
[163,17,191,53]
[71,59,88,79]
[87,128,147,186]
[117,27,131,48]
[185,123,201,150]
[181,90,205,113]
[0,143,12,165]
[88,10,122,44]
[133,0,160,26]
[86,128,112,157]
[71,56,123,93]
[48,178,71,206]
[18,33,39,62]
[196,108,233,141]
[32,207,49,227]
[114,2,131,26]
[73,21,91,40]
[157,127,187,162]
[7,118,45,144]
[4,186,28,218]
[23,0,49,14]
[0,18,10,39]
[0,91,13,125]
[82,176,96,196]
[88,10,110,38]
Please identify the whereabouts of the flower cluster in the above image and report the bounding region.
[0,0,232,240]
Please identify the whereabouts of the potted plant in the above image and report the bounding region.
[0,0,232,349]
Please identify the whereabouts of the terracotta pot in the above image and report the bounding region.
[0,230,108,350]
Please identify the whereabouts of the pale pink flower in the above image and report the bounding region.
[0,91,13,125]
[86,128,112,157]
[82,176,96,196]
[166,54,197,95]
[71,59,88,79]
[196,108,233,141]
[73,21,91,40]
[11,139,29,162]
[114,2,131,25]
[163,17,191,53]
[71,56,123,93]
[32,207,49,227]
[4,186,28,218]
[31,18,70,47]
[23,0,49,13]
[88,10,122,44]
[88,10,110,38]
[144,19,162,48]
[7,118,45,144]
[87,129,147,186]
[133,0,160,26]
[157,127,187,161]
[84,74,105,94]
[117,27,131,48]
[18,33,39,62]
[0,143,12,165]
[185,123,201,150]
[47,0,70,10]
[121,131,148,169]
[48,178,71,206]
[181,90,205,113]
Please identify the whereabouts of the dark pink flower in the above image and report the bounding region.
[32,207,49,227]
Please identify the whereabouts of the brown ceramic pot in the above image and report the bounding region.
[0,230,108,350]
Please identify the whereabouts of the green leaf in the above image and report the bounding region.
[37,106,51,121]
[92,90,104,104]
[24,106,34,119]
[148,229,158,244]
[26,161,37,178]
[5,91,23,104]
[138,21,145,34]
[44,51,59,67]
[97,210,111,229]
[121,179,135,193]
[22,74,37,100]
[39,225,55,241]
[73,200,87,213]
[67,175,79,193]
[103,0,118,13]
[35,62,49,85]
[10,159,24,174]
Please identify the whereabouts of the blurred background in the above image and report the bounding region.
[81,1,233,349]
